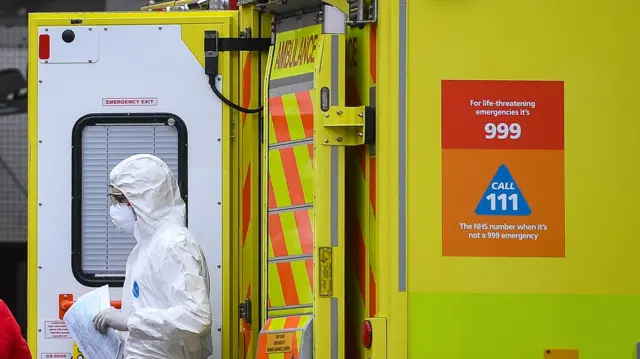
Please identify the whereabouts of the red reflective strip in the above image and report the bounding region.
[241,53,252,126]
[295,91,314,138]
[280,147,306,205]
[268,213,288,257]
[257,332,268,359]
[307,144,314,164]
[294,210,313,255]
[242,164,251,246]
[269,97,291,142]
[284,316,301,329]
[277,262,300,305]
[228,0,239,10]
[38,34,50,60]
[305,259,313,289]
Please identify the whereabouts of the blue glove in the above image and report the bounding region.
[93,307,129,334]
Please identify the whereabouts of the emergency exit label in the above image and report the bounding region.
[441,80,565,257]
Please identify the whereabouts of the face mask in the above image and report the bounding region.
[110,204,136,234]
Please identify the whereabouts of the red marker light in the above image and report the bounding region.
[362,320,373,348]
[229,0,238,10]
[38,34,51,60]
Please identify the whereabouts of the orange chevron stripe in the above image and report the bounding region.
[267,209,312,257]
[294,91,314,138]
[241,53,252,126]
[294,210,313,255]
[269,96,289,142]
[279,146,307,205]
[305,259,313,289]
[284,316,301,328]
[268,211,288,257]
[290,332,300,357]
[277,262,299,305]
[242,164,251,246]
[268,259,314,309]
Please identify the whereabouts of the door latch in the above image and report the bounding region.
[238,297,252,324]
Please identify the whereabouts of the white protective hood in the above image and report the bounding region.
[109,154,213,359]
[110,154,186,239]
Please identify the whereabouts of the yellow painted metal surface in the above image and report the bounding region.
[344,20,377,359]
[312,32,346,359]
[27,11,238,357]
[237,5,271,359]
[371,1,408,359]
[262,19,347,358]
[403,0,640,358]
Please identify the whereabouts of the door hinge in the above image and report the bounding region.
[238,297,252,324]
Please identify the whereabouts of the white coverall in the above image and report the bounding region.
[106,154,213,359]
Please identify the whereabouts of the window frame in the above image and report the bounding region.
[71,113,188,287]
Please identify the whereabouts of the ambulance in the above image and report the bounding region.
[27,0,640,358]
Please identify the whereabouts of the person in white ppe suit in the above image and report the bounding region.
[92,154,213,359]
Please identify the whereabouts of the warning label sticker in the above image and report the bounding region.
[44,320,71,339]
[265,332,294,353]
[41,353,71,359]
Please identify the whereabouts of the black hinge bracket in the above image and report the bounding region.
[204,30,271,77]
[365,106,376,145]
[238,297,252,324]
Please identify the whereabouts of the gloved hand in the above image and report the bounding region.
[92,307,129,334]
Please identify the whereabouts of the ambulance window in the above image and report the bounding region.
[71,114,188,287]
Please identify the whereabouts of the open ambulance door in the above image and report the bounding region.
[258,2,371,359]
[28,12,236,359]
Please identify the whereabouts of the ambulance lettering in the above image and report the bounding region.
[274,34,319,70]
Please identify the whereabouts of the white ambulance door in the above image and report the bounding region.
[34,21,224,358]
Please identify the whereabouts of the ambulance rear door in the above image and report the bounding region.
[28,12,235,359]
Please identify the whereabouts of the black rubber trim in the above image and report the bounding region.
[71,113,188,287]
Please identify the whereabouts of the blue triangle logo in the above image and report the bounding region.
[475,164,531,216]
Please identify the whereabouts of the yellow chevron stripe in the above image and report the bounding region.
[291,260,313,305]
[279,211,303,255]
[268,234,276,258]
[292,144,314,204]
[281,94,306,141]
[296,331,303,353]
[269,317,287,330]
[298,315,311,328]
[268,261,286,308]
[268,115,278,145]
[269,149,291,207]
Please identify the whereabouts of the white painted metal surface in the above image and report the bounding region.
[37,24,223,358]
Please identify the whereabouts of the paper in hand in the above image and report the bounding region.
[62,285,123,359]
